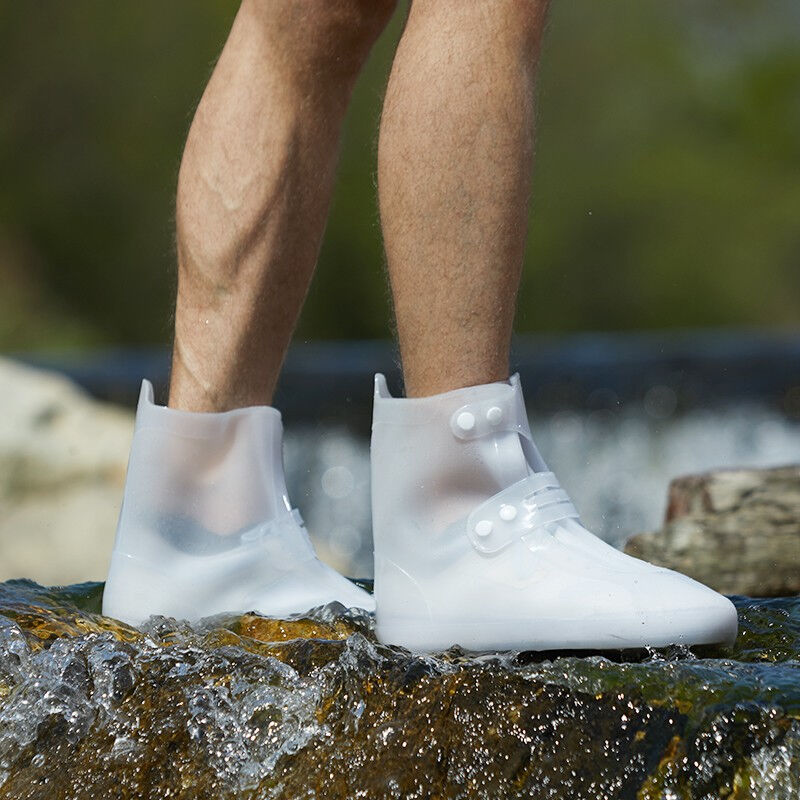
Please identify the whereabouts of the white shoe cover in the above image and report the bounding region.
[103,381,375,627]
[370,373,738,652]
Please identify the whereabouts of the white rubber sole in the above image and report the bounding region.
[376,605,739,653]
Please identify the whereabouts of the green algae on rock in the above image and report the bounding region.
[0,580,797,799]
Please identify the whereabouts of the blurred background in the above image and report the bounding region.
[0,0,798,586]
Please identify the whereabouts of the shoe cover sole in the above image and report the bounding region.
[103,551,375,627]
[376,606,739,653]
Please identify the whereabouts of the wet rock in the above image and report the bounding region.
[0,580,797,799]
[625,465,800,596]
[0,358,133,584]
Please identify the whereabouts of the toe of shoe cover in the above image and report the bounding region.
[246,559,376,616]
[545,523,738,644]
[531,566,738,648]
[417,541,740,650]
[633,569,739,647]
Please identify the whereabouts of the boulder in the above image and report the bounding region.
[0,358,133,584]
[624,465,800,596]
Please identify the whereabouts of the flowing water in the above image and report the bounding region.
[0,580,797,799]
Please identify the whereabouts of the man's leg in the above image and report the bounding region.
[104,0,397,625]
[171,0,396,412]
[378,0,548,397]
[370,1,737,652]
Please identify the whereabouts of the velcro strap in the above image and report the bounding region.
[466,472,579,554]
[450,387,529,441]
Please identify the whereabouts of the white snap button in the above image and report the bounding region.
[456,411,476,431]
[499,504,517,521]
[474,519,493,537]
[486,406,503,425]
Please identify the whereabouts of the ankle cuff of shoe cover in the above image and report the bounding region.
[372,372,549,473]
[449,381,530,441]
[134,379,283,437]
[117,378,293,542]
[372,373,517,426]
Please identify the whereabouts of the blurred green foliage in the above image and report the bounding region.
[0,0,797,350]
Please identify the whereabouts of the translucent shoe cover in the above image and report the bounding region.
[370,373,737,652]
[103,381,374,627]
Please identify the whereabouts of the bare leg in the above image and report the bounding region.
[371,2,738,655]
[378,0,548,397]
[171,0,396,411]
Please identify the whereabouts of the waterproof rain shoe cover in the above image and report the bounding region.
[370,373,738,653]
[103,381,375,627]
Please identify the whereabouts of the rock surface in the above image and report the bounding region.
[0,581,798,799]
[625,465,800,596]
[0,358,133,584]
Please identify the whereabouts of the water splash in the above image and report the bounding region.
[0,580,797,798]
